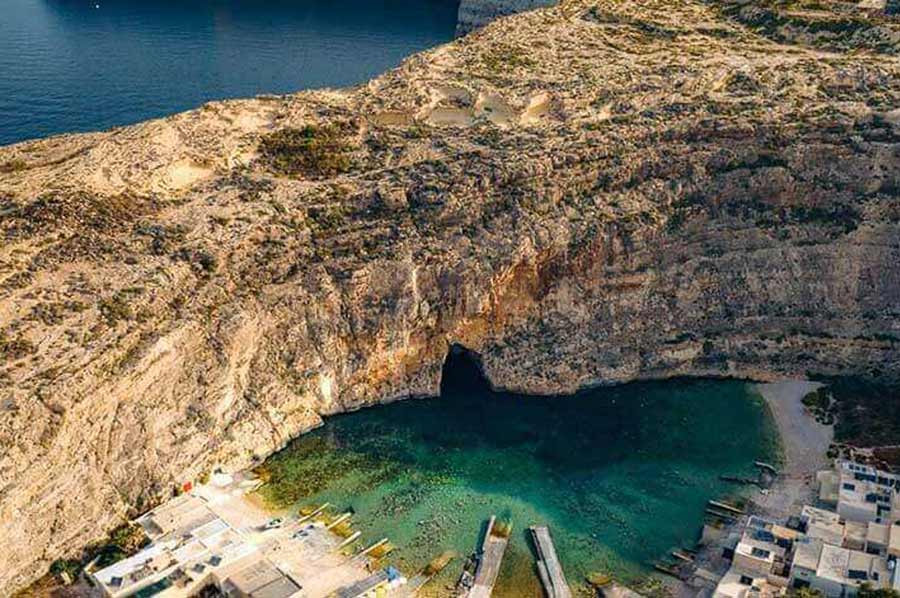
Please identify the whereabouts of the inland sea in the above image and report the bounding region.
[257,352,781,596]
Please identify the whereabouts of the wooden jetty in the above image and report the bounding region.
[720,474,762,486]
[469,516,511,598]
[326,512,352,530]
[530,525,572,598]
[397,551,457,597]
[335,531,361,552]
[297,502,330,524]
[360,538,392,558]
[754,461,778,475]
[653,562,682,579]
[704,508,737,524]
[708,499,744,515]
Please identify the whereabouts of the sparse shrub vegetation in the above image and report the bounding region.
[185,402,214,431]
[404,125,429,140]
[42,523,147,586]
[27,301,76,326]
[307,205,350,231]
[802,388,834,425]
[172,246,218,275]
[813,378,900,452]
[0,158,27,173]
[0,332,36,359]
[481,43,535,71]
[48,558,81,582]
[259,125,354,178]
[98,293,133,325]
[789,587,823,598]
[857,584,900,598]
[134,222,187,255]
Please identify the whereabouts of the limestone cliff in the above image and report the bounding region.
[456,0,557,35]
[1,0,899,593]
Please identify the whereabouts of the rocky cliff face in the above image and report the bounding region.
[456,0,557,35]
[1,0,899,593]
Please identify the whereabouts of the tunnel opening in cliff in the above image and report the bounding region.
[440,344,493,397]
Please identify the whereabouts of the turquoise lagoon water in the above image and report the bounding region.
[0,0,458,146]
[258,352,780,596]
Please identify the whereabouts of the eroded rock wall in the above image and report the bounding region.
[1,0,899,592]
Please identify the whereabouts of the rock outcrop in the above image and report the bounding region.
[456,0,557,35]
[1,0,899,593]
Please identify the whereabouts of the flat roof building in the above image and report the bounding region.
[713,569,786,598]
[817,461,900,525]
[91,494,280,598]
[713,516,790,598]
[802,507,845,547]
[800,503,900,556]
[890,523,900,558]
[90,479,393,598]
[790,537,891,598]
[221,559,301,598]
[734,535,784,577]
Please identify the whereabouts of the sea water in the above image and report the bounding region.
[258,352,780,596]
[0,0,458,145]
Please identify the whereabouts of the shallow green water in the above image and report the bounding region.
[258,353,780,596]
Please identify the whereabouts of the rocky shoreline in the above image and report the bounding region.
[1,0,899,593]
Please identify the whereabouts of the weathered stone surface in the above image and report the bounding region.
[1,0,899,593]
[457,0,557,35]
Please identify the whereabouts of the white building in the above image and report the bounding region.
[818,461,900,525]
[714,518,789,598]
[88,482,398,598]
[789,537,892,598]
[713,569,787,598]
[90,512,264,597]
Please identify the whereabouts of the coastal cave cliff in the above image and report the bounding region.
[1,0,899,592]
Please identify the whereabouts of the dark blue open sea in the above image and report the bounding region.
[0,0,458,146]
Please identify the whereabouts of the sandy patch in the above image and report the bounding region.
[88,166,126,195]
[231,110,271,133]
[372,110,415,127]
[754,379,832,517]
[228,149,257,169]
[475,92,515,126]
[426,107,475,127]
[432,84,473,105]
[596,102,613,121]
[521,92,552,125]
[152,123,181,153]
[159,159,213,191]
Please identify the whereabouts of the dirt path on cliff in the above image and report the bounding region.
[754,380,833,519]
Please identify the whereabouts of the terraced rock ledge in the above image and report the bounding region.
[1,0,899,593]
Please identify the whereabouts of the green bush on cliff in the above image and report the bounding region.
[0,332,36,360]
[0,158,26,173]
[44,523,148,584]
[812,377,900,453]
[259,125,353,179]
[857,584,900,598]
[98,293,133,325]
